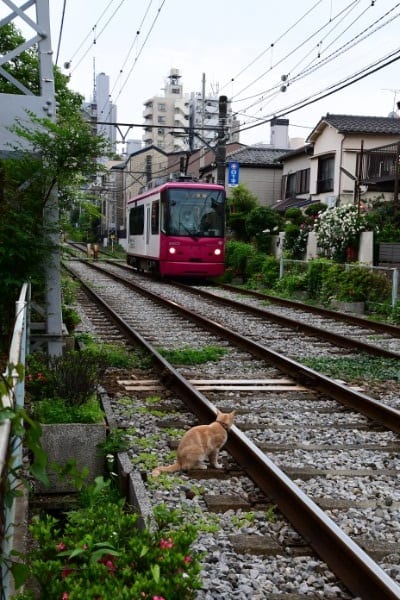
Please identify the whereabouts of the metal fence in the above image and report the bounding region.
[0,284,29,599]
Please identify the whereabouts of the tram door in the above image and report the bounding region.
[145,204,151,252]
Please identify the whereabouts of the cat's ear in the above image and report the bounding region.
[216,409,222,417]
[230,410,236,417]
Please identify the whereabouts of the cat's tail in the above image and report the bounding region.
[152,462,181,477]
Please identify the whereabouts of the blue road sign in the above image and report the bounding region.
[228,161,240,187]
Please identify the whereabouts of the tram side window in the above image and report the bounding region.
[129,205,144,235]
[151,200,159,234]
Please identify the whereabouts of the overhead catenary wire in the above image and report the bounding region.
[70,0,127,73]
[234,2,400,123]
[237,45,400,136]
[114,0,167,105]
[220,0,325,91]
[231,0,361,102]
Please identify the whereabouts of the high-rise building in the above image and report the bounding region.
[142,68,240,153]
[94,72,117,156]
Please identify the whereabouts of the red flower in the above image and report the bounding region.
[61,567,74,579]
[183,555,192,563]
[159,537,174,549]
[62,593,69,600]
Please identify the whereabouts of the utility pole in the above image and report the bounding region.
[216,95,227,186]
[0,0,63,356]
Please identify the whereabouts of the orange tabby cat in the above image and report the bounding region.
[152,409,236,477]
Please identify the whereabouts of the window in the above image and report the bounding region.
[297,168,310,194]
[317,155,334,193]
[285,169,310,198]
[129,205,144,235]
[151,201,159,234]
[286,173,296,198]
[158,115,166,124]
[157,103,166,111]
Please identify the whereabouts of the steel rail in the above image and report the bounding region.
[77,261,400,433]
[221,282,400,336]
[67,264,400,600]
[172,281,400,360]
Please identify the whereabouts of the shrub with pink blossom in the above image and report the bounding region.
[11,479,202,599]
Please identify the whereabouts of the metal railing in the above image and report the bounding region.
[0,283,29,599]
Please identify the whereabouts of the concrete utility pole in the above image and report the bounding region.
[0,0,63,356]
[216,95,228,186]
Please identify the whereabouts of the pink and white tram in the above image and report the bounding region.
[126,178,226,278]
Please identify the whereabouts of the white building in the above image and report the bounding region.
[142,68,240,153]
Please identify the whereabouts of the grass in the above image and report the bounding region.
[32,395,104,424]
[75,333,152,369]
[301,356,400,383]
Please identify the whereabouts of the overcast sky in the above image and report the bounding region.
[7,0,400,147]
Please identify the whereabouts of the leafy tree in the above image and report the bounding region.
[0,23,109,346]
[227,183,258,240]
[245,206,283,252]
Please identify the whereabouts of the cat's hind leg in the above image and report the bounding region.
[209,450,223,469]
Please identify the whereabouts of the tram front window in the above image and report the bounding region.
[166,190,224,237]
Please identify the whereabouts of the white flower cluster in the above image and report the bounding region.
[314,204,366,258]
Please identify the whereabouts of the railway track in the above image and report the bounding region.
[62,258,400,599]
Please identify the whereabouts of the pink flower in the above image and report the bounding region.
[159,537,174,549]
[62,592,69,599]
[183,555,192,563]
[153,596,165,600]
[56,542,66,552]
[37,372,44,380]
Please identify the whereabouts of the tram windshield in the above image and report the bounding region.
[163,188,225,237]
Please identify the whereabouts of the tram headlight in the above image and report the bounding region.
[169,247,176,254]
[214,248,221,256]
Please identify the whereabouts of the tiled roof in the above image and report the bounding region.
[225,146,287,166]
[271,197,316,212]
[307,114,400,142]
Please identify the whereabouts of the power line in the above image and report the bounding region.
[231,0,360,101]
[234,2,400,125]
[67,0,115,64]
[238,45,400,136]
[220,0,324,91]
[114,0,167,105]
[71,0,127,73]
[54,0,67,66]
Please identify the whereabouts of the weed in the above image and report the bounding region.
[301,356,400,383]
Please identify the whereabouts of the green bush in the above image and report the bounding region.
[26,350,108,408]
[334,266,391,303]
[224,240,257,280]
[274,272,307,297]
[305,259,332,300]
[12,479,202,599]
[319,263,345,304]
[260,256,280,288]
